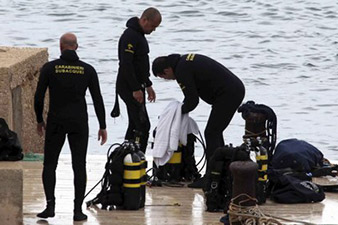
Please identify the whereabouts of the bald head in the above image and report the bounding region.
[139,7,162,34]
[141,7,161,21]
[60,32,78,52]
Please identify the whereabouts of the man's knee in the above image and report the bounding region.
[43,160,58,171]
[204,127,221,139]
[141,121,151,133]
[72,158,86,172]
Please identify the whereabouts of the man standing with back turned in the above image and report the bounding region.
[34,32,107,221]
[112,7,161,153]
[152,54,245,188]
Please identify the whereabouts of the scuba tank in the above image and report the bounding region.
[150,128,183,183]
[123,141,142,210]
[244,137,268,204]
[134,133,147,209]
[238,100,277,204]
[238,100,277,160]
[85,140,144,211]
[255,138,268,204]
[136,150,146,208]
[166,142,183,181]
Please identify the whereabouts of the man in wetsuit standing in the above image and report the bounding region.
[152,54,245,188]
[113,7,161,153]
[34,32,107,221]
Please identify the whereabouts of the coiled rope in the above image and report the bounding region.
[228,194,316,225]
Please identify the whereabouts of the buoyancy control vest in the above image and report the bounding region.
[204,144,250,212]
[151,131,201,184]
[238,100,277,161]
[238,100,277,204]
[86,140,146,210]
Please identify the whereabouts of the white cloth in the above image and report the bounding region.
[153,101,199,166]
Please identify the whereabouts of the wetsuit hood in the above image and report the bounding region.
[126,17,144,34]
[167,54,181,74]
[60,50,79,62]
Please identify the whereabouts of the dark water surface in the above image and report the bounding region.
[1,0,337,159]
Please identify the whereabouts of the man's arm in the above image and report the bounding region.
[98,129,107,145]
[89,67,107,145]
[88,67,106,130]
[133,90,144,103]
[119,35,142,92]
[34,64,49,136]
[146,86,156,102]
[176,68,199,114]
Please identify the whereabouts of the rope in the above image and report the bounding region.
[243,129,267,138]
[227,194,316,225]
[195,131,207,173]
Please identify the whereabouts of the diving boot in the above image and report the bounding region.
[73,210,88,221]
[37,199,55,218]
[187,176,206,189]
[73,201,87,221]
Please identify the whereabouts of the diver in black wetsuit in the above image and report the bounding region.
[113,7,161,153]
[34,32,107,221]
[152,54,245,188]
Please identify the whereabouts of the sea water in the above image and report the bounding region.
[1,0,337,160]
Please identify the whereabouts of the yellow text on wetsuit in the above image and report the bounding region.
[125,43,134,54]
[55,65,84,74]
[186,54,195,61]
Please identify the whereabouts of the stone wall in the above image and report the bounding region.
[0,47,48,153]
[0,163,23,225]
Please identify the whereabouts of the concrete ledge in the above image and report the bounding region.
[0,46,49,153]
[0,162,23,225]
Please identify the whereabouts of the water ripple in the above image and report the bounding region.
[251,63,297,69]
[2,0,337,158]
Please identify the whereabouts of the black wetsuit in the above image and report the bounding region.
[168,54,245,164]
[34,49,106,209]
[116,17,152,153]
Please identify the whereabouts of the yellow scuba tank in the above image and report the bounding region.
[166,142,183,181]
[134,135,147,208]
[168,143,182,164]
[136,150,146,208]
[123,142,141,210]
[255,137,268,204]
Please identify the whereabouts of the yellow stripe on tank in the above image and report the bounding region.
[123,183,141,188]
[168,152,182,164]
[124,170,141,179]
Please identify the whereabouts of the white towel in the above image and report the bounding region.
[153,100,199,166]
